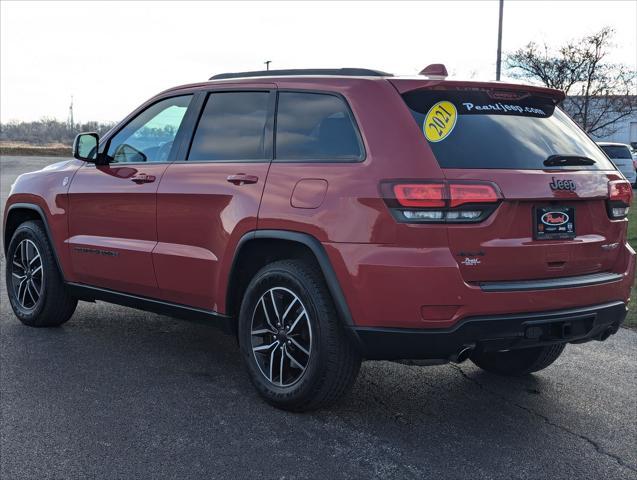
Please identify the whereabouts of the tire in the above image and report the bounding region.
[471,344,566,376]
[238,259,361,411]
[5,220,77,327]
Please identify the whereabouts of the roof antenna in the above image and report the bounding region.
[264,60,272,71]
[419,64,448,79]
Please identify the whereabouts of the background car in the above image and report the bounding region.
[597,142,637,185]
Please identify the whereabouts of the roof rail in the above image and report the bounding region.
[209,68,393,80]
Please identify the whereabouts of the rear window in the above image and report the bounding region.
[600,145,632,159]
[402,90,614,170]
[275,92,363,161]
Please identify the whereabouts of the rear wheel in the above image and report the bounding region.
[5,220,77,327]
[471,344,566,376]
[238,259,361,411]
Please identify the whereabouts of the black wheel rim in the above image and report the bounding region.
[11,239,44,310]
[250,287,312,387]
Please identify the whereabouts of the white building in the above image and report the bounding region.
[563,96,637,148]
[591,113,637,147]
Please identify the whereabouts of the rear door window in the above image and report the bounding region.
[402,90,614,170]
[188,91,270,161]
[275,92,363,161]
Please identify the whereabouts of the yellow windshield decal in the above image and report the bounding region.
[424,101,457,142]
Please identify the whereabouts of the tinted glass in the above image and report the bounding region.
[276,92,362,161]
[107,95,191,163]
[188,92,270,161]
[402,90,614,170]
[600,145,632,159]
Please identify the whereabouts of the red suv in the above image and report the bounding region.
[4,67,635,411]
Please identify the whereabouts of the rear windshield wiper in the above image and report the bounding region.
[544,155,596,167]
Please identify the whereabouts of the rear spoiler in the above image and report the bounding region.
[388,79,565,103]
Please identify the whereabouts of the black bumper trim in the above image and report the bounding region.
[349,301,627,360]
[476,272,623,292]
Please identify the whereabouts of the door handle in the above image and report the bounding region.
[227,174,259,186]
[131,173,156,184]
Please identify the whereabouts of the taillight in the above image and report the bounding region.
[449,183,500,207]
[393,183,445,208]
[607,180,632,219]
[382,180,501,223]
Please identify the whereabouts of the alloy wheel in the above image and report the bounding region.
[250,287,313,387]
[11,239,44,310]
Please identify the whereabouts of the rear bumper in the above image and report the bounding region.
[349,301,627,360]
[324,241,635,330]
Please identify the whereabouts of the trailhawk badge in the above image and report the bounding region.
[461,257,481,266]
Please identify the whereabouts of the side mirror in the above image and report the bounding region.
[73,132,99,162]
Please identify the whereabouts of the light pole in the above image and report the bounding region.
[496,0,504,80]
[264,60,272,71]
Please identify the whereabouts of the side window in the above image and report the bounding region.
[106,95,191,163]
[275,92,363,161]
[188,92,270,161]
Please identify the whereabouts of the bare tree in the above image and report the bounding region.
[506,27,636,138]
[0,119,115,145]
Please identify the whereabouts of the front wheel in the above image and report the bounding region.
[238,260,361,412]
[6,220,77,327]
[471,344,566,376]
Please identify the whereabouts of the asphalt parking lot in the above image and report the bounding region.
[1,156,636,479]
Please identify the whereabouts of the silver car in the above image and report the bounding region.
[597,142,637,185]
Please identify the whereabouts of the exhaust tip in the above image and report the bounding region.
[452,345,474,364]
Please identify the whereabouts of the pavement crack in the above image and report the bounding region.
[450,363,637,474]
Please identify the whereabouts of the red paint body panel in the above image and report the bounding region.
[155,161,270,310]
[67,163,170,297]
[4,159,84,277]
[442,169,627,282]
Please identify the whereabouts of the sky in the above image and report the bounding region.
[1,0,636,123]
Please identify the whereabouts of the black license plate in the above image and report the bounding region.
[534,206,575,240]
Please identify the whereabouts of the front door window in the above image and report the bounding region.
[106,95,191,163]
